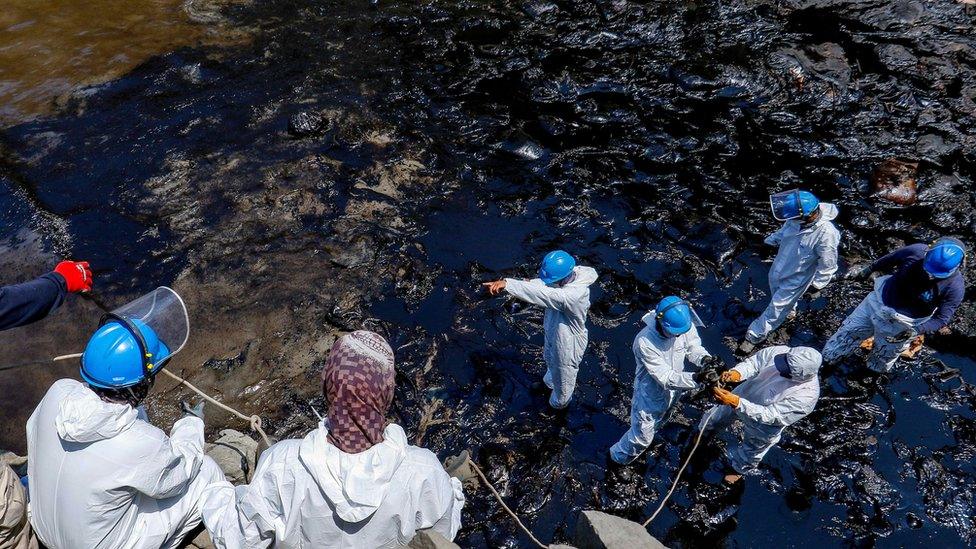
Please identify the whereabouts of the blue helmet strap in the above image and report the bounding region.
[656,300,683,319]
[100,313,155,379]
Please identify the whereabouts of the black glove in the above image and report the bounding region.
[693,369,718,384]
[694,356,725,385]
[885,329,917,344]
[844,264,874,281]
[700,355,727,371]
[180,400,205,420]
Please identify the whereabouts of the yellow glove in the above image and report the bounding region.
[720,370,742,383]
[713,387,740,408]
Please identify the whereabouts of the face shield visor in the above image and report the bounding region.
[104,286,189,376]
[769,189,803,221]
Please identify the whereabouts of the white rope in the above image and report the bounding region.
[643,407,717,527]
[467,458,550,549]
[160,368,272,448]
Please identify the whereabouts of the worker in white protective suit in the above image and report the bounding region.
[483,250,598,409]
[701,346,821,484]
[201,331,464,548]
[609,296,723,465]
[26,288,224,549]
[739,190,840,354]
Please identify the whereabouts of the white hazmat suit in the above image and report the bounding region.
[504,265,599,408]
[700,346,821,473]
[26,379,225,549]
[201,422,464,548]
[746,203,840,343]
[610,311,710,464]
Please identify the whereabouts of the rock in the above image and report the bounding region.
[185,528,217,549]
[871,158,918,205]
[288,111,331,137]
[205,429,258,484]
[915,134,958,164]
[769,43,851,95]
[443,450,479,491]
[405,529,461,549]
[574,510,668,549]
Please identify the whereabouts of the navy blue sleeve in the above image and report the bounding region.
[918,275,966,334]
[0,272,69,331]
[871,244,928,274]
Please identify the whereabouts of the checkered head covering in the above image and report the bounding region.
[322,330,395,453]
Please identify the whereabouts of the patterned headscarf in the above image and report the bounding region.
[321,330,396,453]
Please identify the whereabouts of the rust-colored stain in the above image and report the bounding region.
[872,158,919,205]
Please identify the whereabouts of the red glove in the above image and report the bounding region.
[54,261,93,293]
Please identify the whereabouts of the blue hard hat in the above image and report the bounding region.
[923,237,966,279]
[538,250,576,285]
[770,189,820,221]
[80,319,171,389]
[655,296,693,337]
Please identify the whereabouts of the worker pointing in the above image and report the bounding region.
[483,250,598,409]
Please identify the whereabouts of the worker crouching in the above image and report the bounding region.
[25,288,225,549]
[700,346,821,484]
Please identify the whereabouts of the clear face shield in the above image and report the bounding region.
[769,189,803,221]
[103,286,190,375]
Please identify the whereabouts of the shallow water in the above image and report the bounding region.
[0,0,246,125]
[1,0,975,546]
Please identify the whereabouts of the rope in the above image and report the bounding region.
[467,458,549,549]
[642,407,717,527]
[159,368,272,448]
[0,353,83,372]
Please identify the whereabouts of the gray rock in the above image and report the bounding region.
[574,510,667,549]
[405,529,460,549]
[185,528,217,549]
[205,429,258,484]
[288,111,331,138]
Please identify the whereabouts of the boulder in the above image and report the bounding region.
[184,528,217,549]
[205,429,258,484]
[574,511,667,549]
[405,529,460,549]
[871,158,918,205]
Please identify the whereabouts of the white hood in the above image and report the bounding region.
[55,382,138,443]
[568,266,598,287]
[298,422,408,523]
[817,203,838,223]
